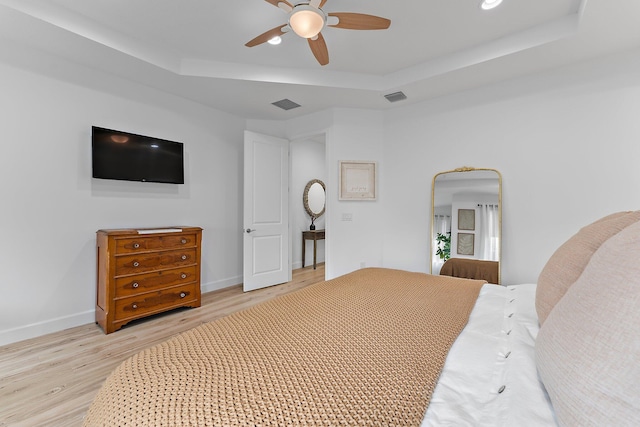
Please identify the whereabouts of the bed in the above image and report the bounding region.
[439,258,499,284]
[83,212,640,426]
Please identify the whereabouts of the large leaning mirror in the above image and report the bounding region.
[303,179,326,230]
[431,167,502,283]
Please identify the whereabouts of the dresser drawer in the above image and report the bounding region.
[115,248,197,275]
[114,265,198,298]
[115,233,197,254]
[114,284,199,322]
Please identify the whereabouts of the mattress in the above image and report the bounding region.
[422,283,558,426]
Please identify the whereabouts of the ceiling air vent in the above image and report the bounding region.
[272,98,301,111]
[384,91,407,103]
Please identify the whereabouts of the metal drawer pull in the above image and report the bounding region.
[180,292,186,298]
[181,255,187,260]
[132,282,139,288]
[133,261,140,267]
[133,243,140,249]
[132,304,138,309]
[181,239,187,244]
[181,273,187,279]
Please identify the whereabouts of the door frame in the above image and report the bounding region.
[288,131,328,279]
[242,129,329,289]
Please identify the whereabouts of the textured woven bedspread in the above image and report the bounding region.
[84,268,485,426]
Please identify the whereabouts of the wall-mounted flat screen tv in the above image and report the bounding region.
[92,126,184,184]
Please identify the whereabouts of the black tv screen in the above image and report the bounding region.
[92,126,184,184]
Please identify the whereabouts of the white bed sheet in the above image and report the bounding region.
[421,283,559,427]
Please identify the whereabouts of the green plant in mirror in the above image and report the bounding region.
[436,232,451,261]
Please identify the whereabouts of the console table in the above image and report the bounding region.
[302,229,325,269]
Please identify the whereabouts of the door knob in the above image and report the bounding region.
[245,228,255,233]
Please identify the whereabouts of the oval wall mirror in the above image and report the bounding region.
[303,179,326,219]
[431,167,502,283]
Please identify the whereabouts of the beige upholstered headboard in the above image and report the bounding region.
[535,211,640,426]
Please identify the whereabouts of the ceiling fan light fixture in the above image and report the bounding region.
[289,5,326,38]
[481,0,503,10]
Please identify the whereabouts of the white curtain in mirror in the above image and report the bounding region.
[477,204,499,261]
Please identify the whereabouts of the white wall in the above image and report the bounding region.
[324,109,385,278]
[276,48,640,286]
[0,59,245,345]
[383,48,640,284]
[4,40,640,344]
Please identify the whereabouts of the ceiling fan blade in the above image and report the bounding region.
[245,25,287,47]
[327,13,391,30]
[319,0,328,7]
[264,0,293,11]
[309,0,324,8]
[308,33,329,66]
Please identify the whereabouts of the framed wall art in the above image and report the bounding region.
[339,161,377,200]
[457,233,475,256]
[458,208,475,230]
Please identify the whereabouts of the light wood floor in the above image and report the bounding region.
[0,266,325,427]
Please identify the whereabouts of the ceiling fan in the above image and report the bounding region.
[245,0,391,66]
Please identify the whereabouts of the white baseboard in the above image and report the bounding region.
[201,275,242,293]
[0,276,242,347]
[0,310,95,347]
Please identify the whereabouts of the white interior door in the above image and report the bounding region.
[243,131,290,291]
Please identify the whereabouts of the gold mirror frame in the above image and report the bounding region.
[303,179,326,219]
[430,167,502,284]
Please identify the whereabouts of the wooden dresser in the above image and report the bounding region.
[95,226,202,334]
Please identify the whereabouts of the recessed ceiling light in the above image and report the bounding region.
[481,0,503,10]
[268,36,282,45]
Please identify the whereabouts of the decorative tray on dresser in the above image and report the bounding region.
[95,226,202,334]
